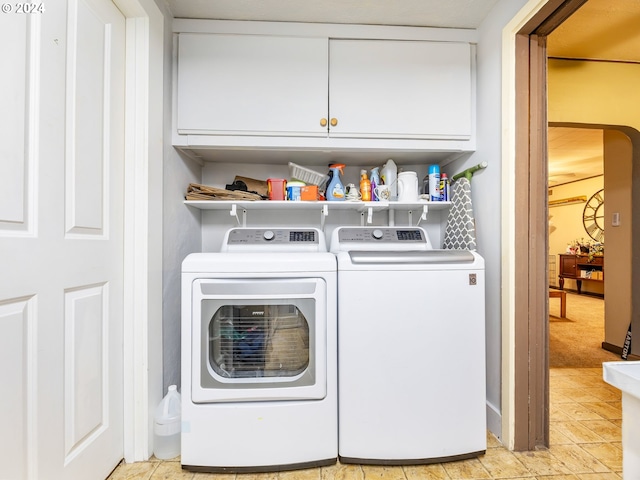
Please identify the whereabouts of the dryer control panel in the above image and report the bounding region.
[221,228,326,252]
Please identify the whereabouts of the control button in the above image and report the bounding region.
[372,229,384,239]
[263,230,275,241]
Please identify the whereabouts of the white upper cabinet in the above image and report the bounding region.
[173,21,477,160]
[177,33,329,136]
[328,39,472,140]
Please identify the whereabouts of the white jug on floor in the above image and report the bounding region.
[153,385,181,459]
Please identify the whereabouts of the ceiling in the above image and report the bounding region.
[546,0,640,63]
[164,0,640,186]
[547,127,603,187]
[164,0,500,29]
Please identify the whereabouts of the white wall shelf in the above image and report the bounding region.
[185,200,451,227]
[184,199,451,211]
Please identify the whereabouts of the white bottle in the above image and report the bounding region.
[380,159,398,201]
[397,171,419,202]
[153,385,181,459]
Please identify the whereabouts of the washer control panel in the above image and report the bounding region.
[222,228,326,252]
[337,227,425,243]
[331,227,431,252]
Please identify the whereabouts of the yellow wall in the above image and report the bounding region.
[603,130,633,346]
[548,59,640,130]
[548,176,604,294]
[548,59,639,347]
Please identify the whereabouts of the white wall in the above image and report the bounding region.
[161,24,202,390]
[468,0,531,440]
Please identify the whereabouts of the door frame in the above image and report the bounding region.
[501,0,587,451]
[112,0,164,462]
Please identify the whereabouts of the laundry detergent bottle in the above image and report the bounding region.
[370,167,381,201]
[360,169,371,202]
[326,164,346,201]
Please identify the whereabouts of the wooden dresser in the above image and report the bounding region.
[558,254,604,294]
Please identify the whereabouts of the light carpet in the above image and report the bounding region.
[549,291,621,368]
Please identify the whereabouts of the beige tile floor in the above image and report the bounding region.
[108,367,623,480]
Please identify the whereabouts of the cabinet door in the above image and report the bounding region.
[560,255,577,276]
[329,39,472,139]
[177,33,328,136]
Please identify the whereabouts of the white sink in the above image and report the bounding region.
[603,361,640,398]
[603,361,640,478]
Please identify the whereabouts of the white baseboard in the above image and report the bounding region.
[486,401,502,444]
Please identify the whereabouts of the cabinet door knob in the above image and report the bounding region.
[320,118,328,127]
[330,118,338,127]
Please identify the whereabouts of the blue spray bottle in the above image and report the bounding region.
[326,164,346,201]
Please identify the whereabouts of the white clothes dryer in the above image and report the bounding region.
[181,228,337,473]
[330,226,486,465]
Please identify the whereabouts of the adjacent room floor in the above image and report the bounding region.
[549,291,619,368]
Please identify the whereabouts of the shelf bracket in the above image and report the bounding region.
[320,204,329,229]
[229,204,239,225]
[229,204,246,227]
[366,207,373,225]
[417,204,429,226]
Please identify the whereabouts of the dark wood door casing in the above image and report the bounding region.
[512,0,589,452]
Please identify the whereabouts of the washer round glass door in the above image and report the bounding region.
[191,278,327,403]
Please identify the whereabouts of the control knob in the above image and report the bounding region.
[263,230,275,241]
[372,229,384,240]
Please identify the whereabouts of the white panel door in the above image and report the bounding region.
[0,0,126,479]
[176,33,329,136]
[329,39,473,139]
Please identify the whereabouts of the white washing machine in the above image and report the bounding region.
[181,228,337,472]
[330,226,486,465]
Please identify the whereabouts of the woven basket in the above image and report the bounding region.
[185,183,263,201]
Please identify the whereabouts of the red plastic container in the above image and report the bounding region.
[267,178,286,200]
